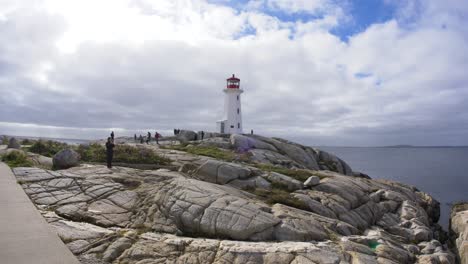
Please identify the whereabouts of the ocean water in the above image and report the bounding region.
[16,136,91,145]
[319,146,468,229]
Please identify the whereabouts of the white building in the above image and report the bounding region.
[216,74,243,134]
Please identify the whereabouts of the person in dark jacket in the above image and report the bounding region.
[155,132,160,144]
[139,135,143,144]
[201,131,205,140]
[111,131,114,140]
[106,137,115,168]
[147,132,151,144]
[134,134,137,141]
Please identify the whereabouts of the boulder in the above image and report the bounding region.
[253,136,320,170]
[7,137,21,149]
[304,176,320,187]
[230,134,277,152]
[193,160,253,185]
[53,149,80,169]
[177,130,197,142]
[450,202,468,264]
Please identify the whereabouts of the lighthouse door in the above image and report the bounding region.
[220,122,225,134]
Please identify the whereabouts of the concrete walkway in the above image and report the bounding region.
[0,162,80,264]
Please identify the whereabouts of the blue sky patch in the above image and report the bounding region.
[354,72,373,79]
[209,0,401,42]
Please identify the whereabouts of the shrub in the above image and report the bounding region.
[254,164,313,182]
[29,140,69,157]
[77,143,106,162]
[77,144,171,165]
[164,145,236,162]
[1,150,33,168]
[247,187,309,211]
[1,136,8,145]
[20,138,35,145]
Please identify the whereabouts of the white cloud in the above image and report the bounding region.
[0,0,467,145]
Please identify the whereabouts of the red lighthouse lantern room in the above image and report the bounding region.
[227,74,240,89]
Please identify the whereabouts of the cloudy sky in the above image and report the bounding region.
[1,0,467,146]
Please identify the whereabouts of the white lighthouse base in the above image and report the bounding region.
[216,120,227,134]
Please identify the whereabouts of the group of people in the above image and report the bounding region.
[133,131,161,144]
[173,128,181,135]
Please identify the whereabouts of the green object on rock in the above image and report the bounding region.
[368,241,380,251]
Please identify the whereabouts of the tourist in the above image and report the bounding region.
[201,131,205,140]
[105,137,115,169]
[111,131,114,140]
[134,134,137,141]
[251,129,253,135]
[155,132,160,144]
[139,135,143,144]
[147,132,151,144]
[173,129,177,135]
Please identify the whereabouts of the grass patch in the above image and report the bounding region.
[246,187,309,211]
[77,144,172,165]
[1,151,33,168]
[29,140,69,157]
[254,164,316,182]
[164,145,237,162]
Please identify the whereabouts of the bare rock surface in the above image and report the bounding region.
[450,202,468,264]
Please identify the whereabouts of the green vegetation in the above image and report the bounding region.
[1,150,33,168]
[77,144,171,165]
[29,140,69,157]
[254,164,316,182]
[1,136,8,145]
[164,144,237,162]
[76,143,106,162]
[20,138,36,145]
[244,186,309,211]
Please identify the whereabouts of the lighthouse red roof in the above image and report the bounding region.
[227,74,240,81]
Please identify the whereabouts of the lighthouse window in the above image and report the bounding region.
[237,108,239,114]
[237,95,239,100]
[230,125,234,128]
[238,123,240,128]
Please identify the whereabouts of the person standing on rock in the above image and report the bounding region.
[155,132,160,144]
[111,131,114,141]
[139,135,143,144]
[147,132,151,144]
[106,137,115,169]
[201,131,205,140]
[134,134,137,141]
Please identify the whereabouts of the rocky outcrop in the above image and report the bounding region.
[12,162,455,264]
[450,202,468,264]
[7,137,20,149]
[53,148,80,169]
[7,133,457,264]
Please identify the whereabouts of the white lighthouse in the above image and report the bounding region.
[217,74,243,134]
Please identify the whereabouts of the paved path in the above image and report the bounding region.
[0,162,80,264]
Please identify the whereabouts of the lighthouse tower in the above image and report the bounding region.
[217,74,243,134]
